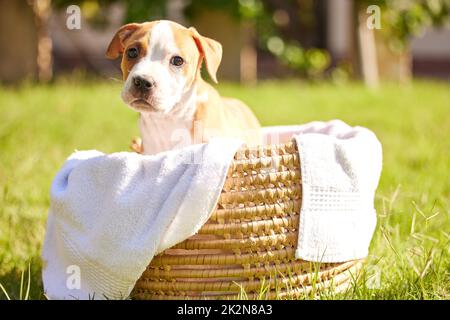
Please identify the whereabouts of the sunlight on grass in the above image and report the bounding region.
[0,79,449,299]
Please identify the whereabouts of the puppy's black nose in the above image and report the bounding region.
[133,76,155,91]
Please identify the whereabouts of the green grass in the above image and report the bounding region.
[0,79,449,299]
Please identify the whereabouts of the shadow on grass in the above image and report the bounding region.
[0,261,45,300]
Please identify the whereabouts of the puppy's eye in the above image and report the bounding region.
[170,56,184,67]
[126,47,139,59]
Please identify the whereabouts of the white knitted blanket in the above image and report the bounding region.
[263,120,382,262]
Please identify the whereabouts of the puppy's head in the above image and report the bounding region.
[106,20,222,113]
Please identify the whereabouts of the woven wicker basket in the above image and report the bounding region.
[132,142,362,300]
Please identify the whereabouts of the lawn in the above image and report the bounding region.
[0,79,448,299]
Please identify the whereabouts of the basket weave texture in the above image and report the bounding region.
[132,142,361,299]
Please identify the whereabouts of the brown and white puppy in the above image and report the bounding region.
[106,20,261,155]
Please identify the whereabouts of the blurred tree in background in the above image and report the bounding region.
[373,0,449,51]
[186,0,332,78]
[49,0,450,80]
[354,0,449,85]
[5,0,450,83]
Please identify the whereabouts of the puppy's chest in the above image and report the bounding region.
[139,114,194,155]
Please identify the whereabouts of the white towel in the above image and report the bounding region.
[262,120,382,262]
[41,138,242,300]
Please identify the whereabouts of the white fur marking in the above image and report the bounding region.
[148,21,178,61]
[121,21,202,155]
[123,21,188,113]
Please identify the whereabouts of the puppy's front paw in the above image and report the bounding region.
[130,137,143,154]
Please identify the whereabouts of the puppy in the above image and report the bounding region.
[106,20,261,155]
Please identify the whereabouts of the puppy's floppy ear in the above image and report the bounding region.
[189,27,222,83]
[106,23,141,59]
